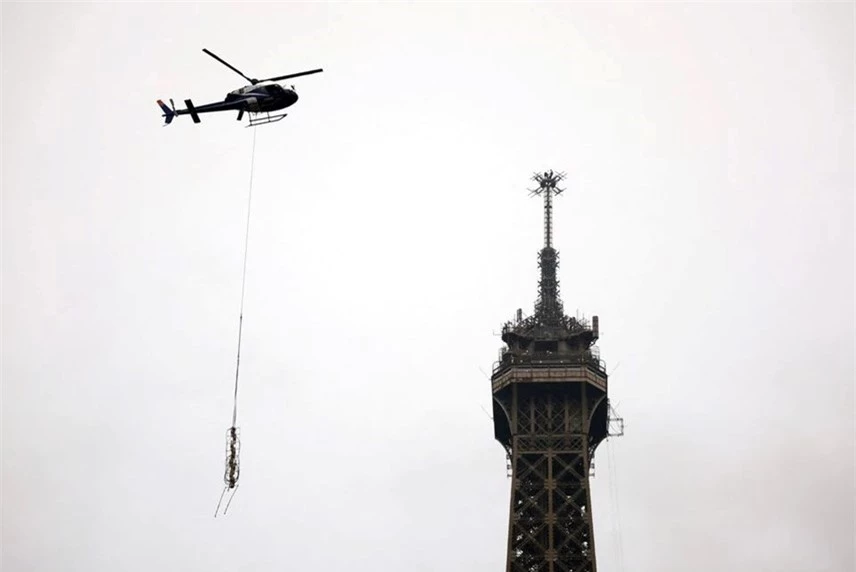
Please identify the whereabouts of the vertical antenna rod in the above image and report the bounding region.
[529,170,566,325]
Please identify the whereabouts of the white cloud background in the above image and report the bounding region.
[2,3,853,571]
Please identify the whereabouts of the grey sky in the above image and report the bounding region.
[2,2,854,571]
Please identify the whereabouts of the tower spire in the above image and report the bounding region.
[529,170,566,326]
[492,171,615,572]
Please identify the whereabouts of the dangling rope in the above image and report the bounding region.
[215,128,257,518]
[606,439,626,572]
[232,127,257,428]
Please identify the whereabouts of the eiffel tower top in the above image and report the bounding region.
[501,171,598,347]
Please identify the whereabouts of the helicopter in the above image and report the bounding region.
[157,48,323,126]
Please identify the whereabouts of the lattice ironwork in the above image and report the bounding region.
[498,388,606,572]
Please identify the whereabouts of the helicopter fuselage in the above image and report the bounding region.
[225,83,298,112]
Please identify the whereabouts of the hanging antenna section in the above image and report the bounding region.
[215,128,257,517]
[215,426,241,517]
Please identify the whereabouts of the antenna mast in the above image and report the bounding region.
[528,170,566,326]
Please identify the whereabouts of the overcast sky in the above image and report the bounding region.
[2,2,854,571]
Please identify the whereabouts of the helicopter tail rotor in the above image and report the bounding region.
[157,99,176,125]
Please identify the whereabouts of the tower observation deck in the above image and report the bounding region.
[491,171,613,572]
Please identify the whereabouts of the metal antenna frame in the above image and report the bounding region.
[528,170,566,249]
[527,170,567,325]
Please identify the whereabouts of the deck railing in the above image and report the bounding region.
[493,351,607,376]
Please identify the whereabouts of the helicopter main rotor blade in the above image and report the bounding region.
[262,69,324,83]
[202,48,258,84]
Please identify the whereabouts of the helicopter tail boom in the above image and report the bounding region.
[157,100,176,125]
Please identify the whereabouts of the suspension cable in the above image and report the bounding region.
[607,439,626,572]
[231,128,257,428]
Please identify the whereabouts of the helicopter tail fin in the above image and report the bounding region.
[157,100,176,125]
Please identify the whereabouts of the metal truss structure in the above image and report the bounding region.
[491,171,620,572]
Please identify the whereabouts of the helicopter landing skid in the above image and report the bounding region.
[247,112,287,127]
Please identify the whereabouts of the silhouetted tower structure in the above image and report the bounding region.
[491,171,612,572]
